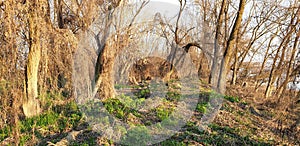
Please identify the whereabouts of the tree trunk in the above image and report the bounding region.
[94,44,116,100]
[56,0,64,29]
[265,17,296,97]
[209,0,226,87]
[275,7,299,99]
[23,1,42,117]
[92,1,133,100]
[217,0,246,93]
[254,29,278,91]
[231,46,238,85]
[231,28,240,85]
[199,2,210,83]
[276,34,299,100]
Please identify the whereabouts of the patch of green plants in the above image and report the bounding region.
[20,111,60,133]
[183,121,205,134]
[70,136,97,146]
[209,124,236,133]
[118,94,145,109]
[19,135,31,146]
[203,91,241,103]
[130,82,152,99]
[103,98,128,119]
[137,88,151,98]
[204,124,272,146]
[121,126,151,146]
[154,106,174,121]
[159,140,186,146]
[17,100,83,145]
[0,126,12,141]
[224,95,240,103]
[196,102,209,113]
[166,91,181,101]
[175,122,273,146]
[221,103,234,112]
[103,98,144,120]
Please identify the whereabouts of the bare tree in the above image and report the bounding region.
[265,6,299,98]
[92,1,149,99]
[217,0,246,93]
[275,7,299,99]
[208,0,225,88]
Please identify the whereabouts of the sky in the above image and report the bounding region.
[137,1,180,21]
[150,0,180,5]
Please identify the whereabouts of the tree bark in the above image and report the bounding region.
[56,0,64,29]
[23,1,42,117]
[209,0,226,88]
[230,28,240,85]
[92,2,144,100]
[217,0,246,93]
[94,43,117,100]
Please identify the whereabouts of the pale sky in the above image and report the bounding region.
[151,0,180,5]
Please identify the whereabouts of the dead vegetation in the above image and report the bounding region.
[0,0,299,145]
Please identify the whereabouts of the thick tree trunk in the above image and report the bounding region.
[92,1,129,100]
[94,44,116,100]
[209,0,226,87]
[200,4,210,83]
[217,0,245,93]
[93,32,130,101]
[23,1,42,117]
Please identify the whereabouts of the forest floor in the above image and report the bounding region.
[0,84,299,146]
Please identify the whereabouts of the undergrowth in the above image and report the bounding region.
[0,90,298,145]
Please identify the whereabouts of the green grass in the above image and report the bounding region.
[0,89,289,145]
[3,99,83,145]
